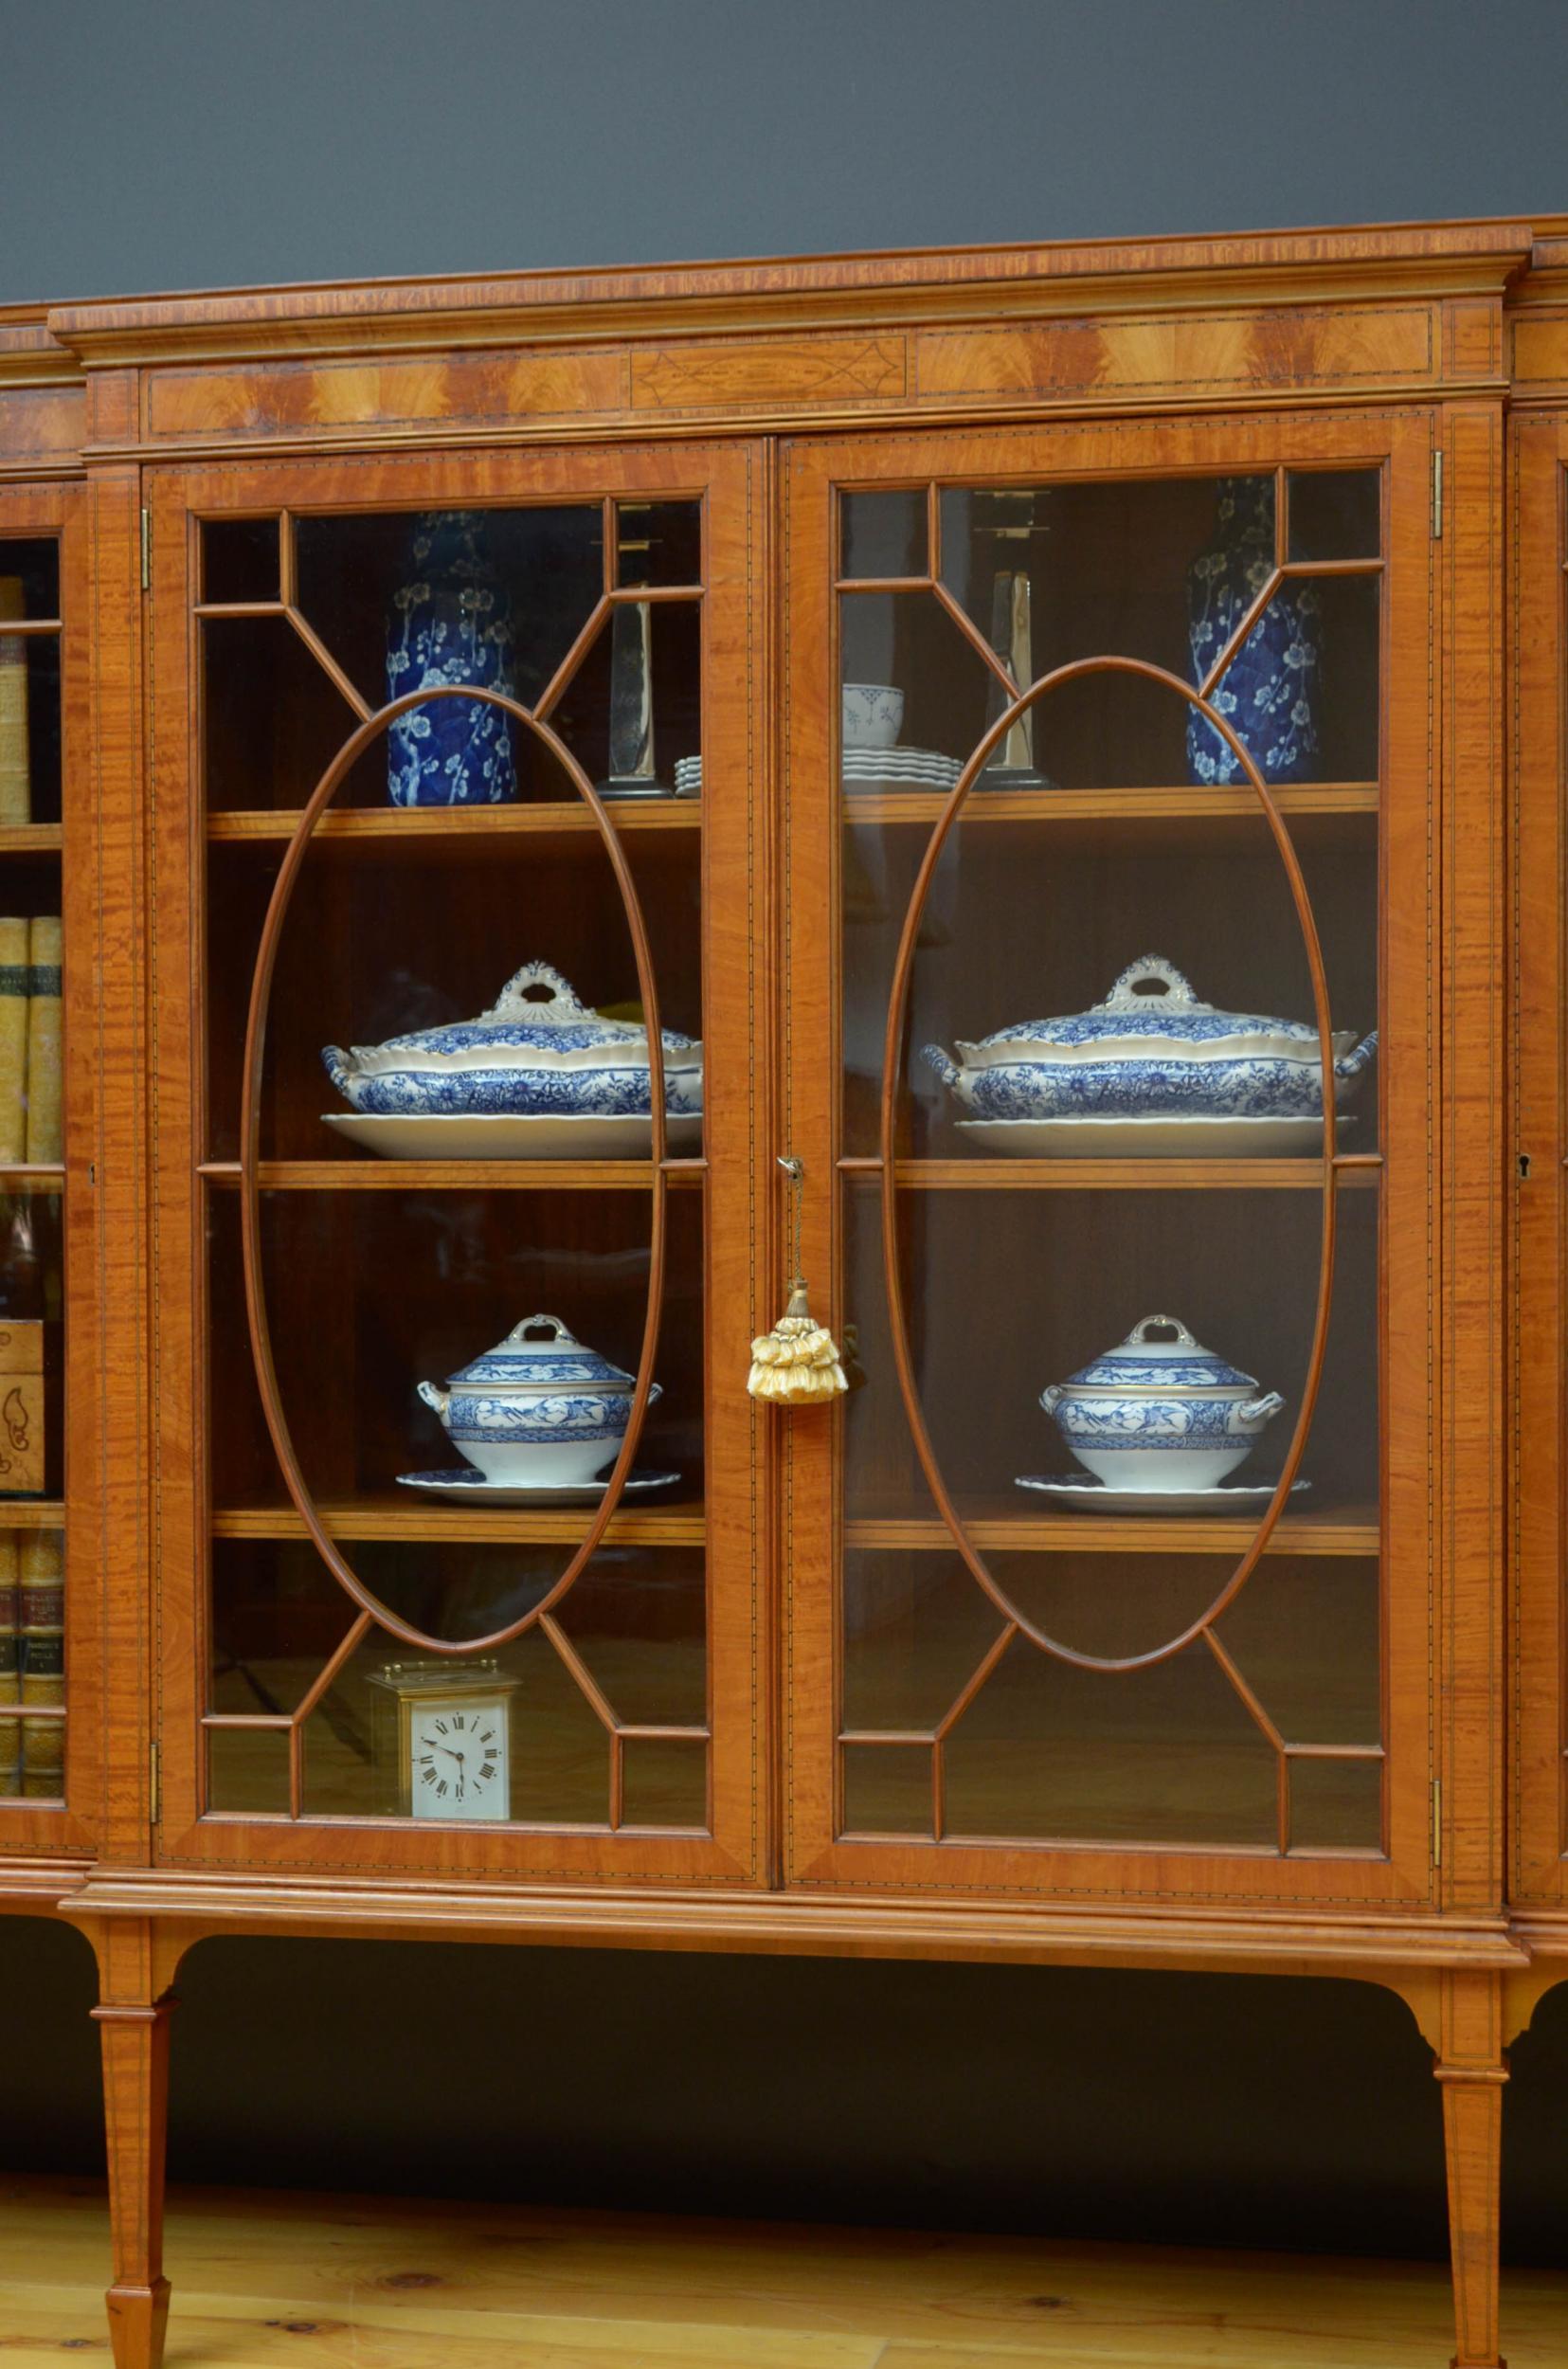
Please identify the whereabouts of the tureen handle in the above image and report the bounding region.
[1126,1313,1199,1347]
[1100,955,1208,1012]
[486,962,595,1023]
[503,1313,582,1347]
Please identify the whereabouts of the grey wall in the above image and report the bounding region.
[2,0,1565,2272]
[1,0,1566,305]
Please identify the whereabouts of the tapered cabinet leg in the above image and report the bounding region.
[87,1923,179,2369]
[1435,1970,1508,2369]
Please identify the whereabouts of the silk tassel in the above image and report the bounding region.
[748,1159,847,1403]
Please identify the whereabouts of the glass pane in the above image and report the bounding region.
[1289,1753,1382,1852]
[621,1733,706,1828]
[552,596,700,800]
[202,516,280,605]
[615,500,701,588]
[0,540,60,620]
[838,588,985,790]
[860,473,1382,797]
[833,468,1385,1864]
[0,531,67,1821]
[207,823,704,1166]
[2,1525,65,1801]
[1199,560,1379,789]
[841,1741,931,1836]
[0,551,61,826]
[844,804,1379,1160]
[204,615,362,812]
[1216,1556,1381,1749]
[943,1631,1279,1849]
[1287,470,1381,562]
[0,1194,64,1497]
[207,1184,700,1526]
[295,504,606,725]
[199,493,711,1836]
[208,1725,289,1815]
[841,489,927,582]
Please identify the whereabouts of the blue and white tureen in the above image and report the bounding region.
[1040,1315,1285,1492]
[417,1314,659,1486]
[920,955,1377,1124]
[322,961,702,1118]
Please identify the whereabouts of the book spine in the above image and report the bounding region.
[19,1528,63,1799]
[0,1531,17,1797]
[25,913,62,1166]
[0,579,29,828]
[0,918,27,1166]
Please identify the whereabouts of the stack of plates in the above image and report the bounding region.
[672,750,965,796]
[842,747,963,790]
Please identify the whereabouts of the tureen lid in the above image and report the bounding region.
[958,955,1323,1055]
[445,1313,637,1393]
[1060,1314,1257,1394]
[367,961,697,1059]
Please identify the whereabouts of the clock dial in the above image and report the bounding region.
[408,1697,511,1821]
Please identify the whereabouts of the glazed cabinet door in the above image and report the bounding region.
[1512,411,1568,1907]
[148,442,769,1884]
[783,413,1437,1908]
[0,480,97,1858]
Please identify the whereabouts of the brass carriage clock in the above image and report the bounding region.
[367,1659,520,1821]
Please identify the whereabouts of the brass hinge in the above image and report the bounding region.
[1432,450,1444,538]
[149,1739,159,1826]
[1433,1775,1442,1867]
[139,506,151,591]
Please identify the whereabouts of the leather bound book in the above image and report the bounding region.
[0,579,28,828]
[25,913,62,1166]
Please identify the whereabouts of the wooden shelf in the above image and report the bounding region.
[0,1163,65,1192]
[0,1497,65,1529]
[843,782,1379,826]
[842,1157,1381,1191]
[0,823,63,856]
[207,799,700,845]
[845,1505,1379,1556]
[212,1494,705,1546]
[200,1159,705,1191]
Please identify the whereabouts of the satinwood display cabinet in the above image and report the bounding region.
[1,214,1565,2368]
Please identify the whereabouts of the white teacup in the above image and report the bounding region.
[842,683,905,751]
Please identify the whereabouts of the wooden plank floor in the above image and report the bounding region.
[3,2172,1568,2366]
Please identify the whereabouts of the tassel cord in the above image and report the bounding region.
[747,1156,848,1403]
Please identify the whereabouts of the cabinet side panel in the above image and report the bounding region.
[1510,412,1567,1904]
[1438,404,1506,1913]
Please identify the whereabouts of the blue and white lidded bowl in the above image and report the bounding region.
[322,961,703,1119]
[417,1314,660,1486]
[922,955,1377,1124]
[1039,1314,1285,1492]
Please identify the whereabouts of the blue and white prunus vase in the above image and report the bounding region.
[1186,477,1319,786]
[417,1313,660,1485]
[1040,1314,1284,1492]
[386,511,518,805]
